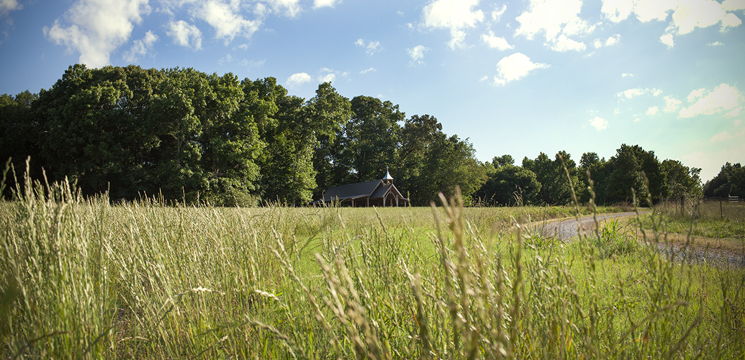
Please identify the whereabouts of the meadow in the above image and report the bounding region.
[1,177,744,359]
[646,200,745,240]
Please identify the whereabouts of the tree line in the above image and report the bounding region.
[0,65,713,206]
[703,163,745,198]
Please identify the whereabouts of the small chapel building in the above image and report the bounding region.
[317,169,409,207]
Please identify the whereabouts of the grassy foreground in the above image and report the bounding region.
[1,179,744,359]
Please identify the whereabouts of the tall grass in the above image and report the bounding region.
[1,172,743,358]
[650,200,745,240]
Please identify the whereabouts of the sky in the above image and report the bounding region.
[0,0,744,181]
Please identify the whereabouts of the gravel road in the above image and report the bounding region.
[533,212,640,241]
[530,212,745,268]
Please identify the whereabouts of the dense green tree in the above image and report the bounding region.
[522,151,577,205]
[0,64,711,207]
[396,114,443,203]
[577,152,608,203]
[0,91,40,185]
[602,144,664,205]
[477,164,541,205]
[309,83,352,198]
[660,159,702,201]
[491,154,515,167]
[704,163,745,198]
[342,96,404,183]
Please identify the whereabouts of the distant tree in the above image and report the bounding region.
[522,151,577,205]
[491,154,514,167]
[397,114,443,203]
[342,96,404,183]
[578,152,607,203]
[308,83,352,198]
[603,144,663,205]
[477,164,541,205]
[254,83,316,204]
[0,90,40,186]
[419,134,488,204]
[704,163,745,198]
[660,159,702,201]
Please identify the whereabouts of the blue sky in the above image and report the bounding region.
[1,0,744,181]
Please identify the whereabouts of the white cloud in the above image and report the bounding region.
[515,0,595,52]
[317,67,347,83]
[265,0,302,17]
[621,72,634,78]
[723,0,745,10]
[408,45,428,64]
[44,0,150,68]
[481,30,513,50]
[659,33,675,47]
[589,116,609,131]
[360,67,376,74]
[313,0,340,9]
[167,20,202,49]
[671,0,740,35]
[551,34,586,52]
[679,83,745,118]
[687,88,707,102]
[593,34,622,49]
[617,88,663,99]
[264,0,302,17]
[422,0,484,49]
[318,73,335,83]
[196,0,261,43]
[493,52,549,86]
[491,4,507,21]
[123,30,157,62]
[286,72,311,87]
[355,38,381,55]
[0,0,21,15]
[707,41,724,46]
[664,95,682,112]
[645,106,659,116]
[602,0,744,47]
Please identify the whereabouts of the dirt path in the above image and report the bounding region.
[529,212,745,268]
[531,212,640,240]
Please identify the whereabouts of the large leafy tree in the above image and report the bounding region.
[417,134,488,205]
[660,159,702,201]
[342,96,404,183]
[602,144,664,205]
[522,151,577,205]
[396,114,443,203]
[309,83,352,198]
[477,164,541,205]
[577,152,609,203]
[0,91,40,185]
[704,163,745,198]
[26,65,267,204]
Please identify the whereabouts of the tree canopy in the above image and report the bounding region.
[1,65,711,206]
[0,65,487,205]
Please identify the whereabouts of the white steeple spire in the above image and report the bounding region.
[383,167,393,182]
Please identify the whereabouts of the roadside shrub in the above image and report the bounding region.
[591,220,640,259]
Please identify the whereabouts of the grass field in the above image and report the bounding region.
[1,179,744,359]
[643,200,745,240]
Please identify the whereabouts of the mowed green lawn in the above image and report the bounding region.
[1,190,743,359]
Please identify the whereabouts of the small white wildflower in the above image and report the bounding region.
[254,289,279,301]
[191,286,213,293]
